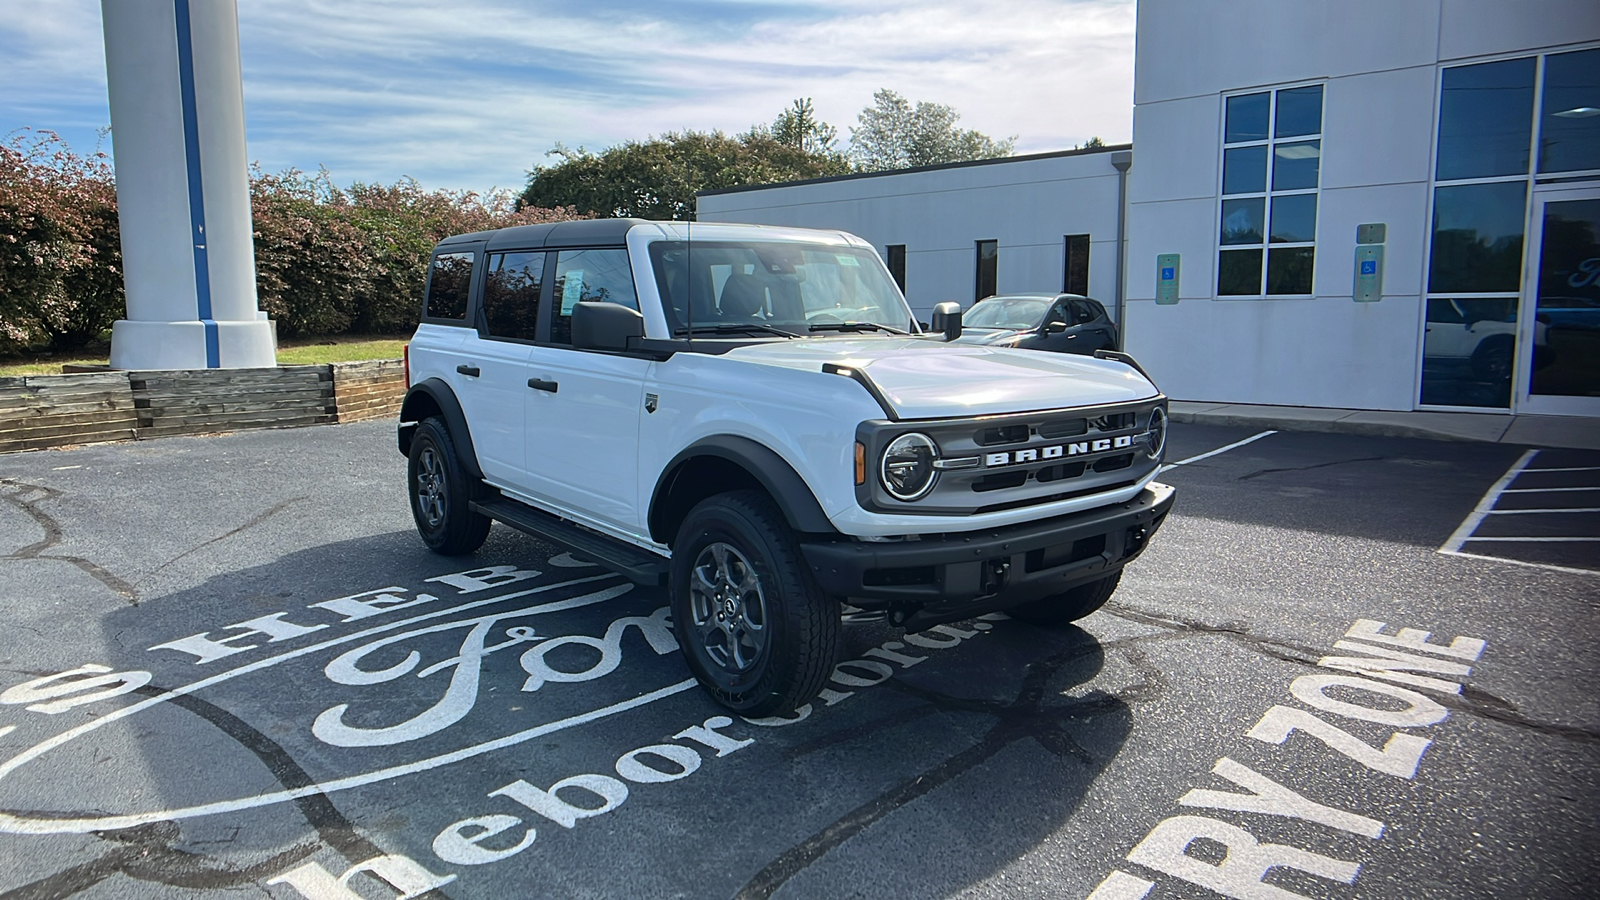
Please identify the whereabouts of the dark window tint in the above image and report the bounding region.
[1069,299,1098,324]
[1047,300,1072,328]
[1274,85,1323,138]
[1223,146,1267,194]
[1064,234,1090,294]
[482,251,545,341]
[886,244,907,293]
[425,252,474,320]
[1218,249,1262,295]
[1272,141,1321,190]
[1419,298,1518,408]
[1270,194,1317,243]
[1221,198,1265,245]
[975,240,998,302]
[1429,182,1528,293]
[1266,247,1315,295]
[1437,58,1536,180]
[1539,48,1600,174]
[1225,92,1270,143]
[550,248,638,345]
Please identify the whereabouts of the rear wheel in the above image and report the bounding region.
[408,417,491,555]
[670,490,839,715]
[1004,571,1121,625]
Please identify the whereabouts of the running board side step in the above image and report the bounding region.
[470,498,670,586]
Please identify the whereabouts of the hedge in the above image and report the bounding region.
[0,130,582,354]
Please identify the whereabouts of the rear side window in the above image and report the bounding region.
[426,251,476,320]
[482,251,545,341]
[550,248,638,345]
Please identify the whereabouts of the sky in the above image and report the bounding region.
[0,0,1135,196]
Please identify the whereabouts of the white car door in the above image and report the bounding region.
[521,247,650,538]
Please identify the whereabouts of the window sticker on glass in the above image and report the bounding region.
[837,255,861,267]
[562,270,585,313]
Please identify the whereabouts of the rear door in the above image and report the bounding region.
[1076,298,1118,350]
[522,247,651,537]
[457,250,543,489]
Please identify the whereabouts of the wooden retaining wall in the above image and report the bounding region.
[0,359,407,452]
[0,373,138,453]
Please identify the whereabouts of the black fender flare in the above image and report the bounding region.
[397,378,484,480]
[650,435,836,541]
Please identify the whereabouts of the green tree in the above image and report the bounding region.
[519,130,852,220]
[765,98,839,155]
[1078,136,1106,150]
[848,89,1016,172]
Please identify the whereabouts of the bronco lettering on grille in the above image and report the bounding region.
[983,434,1138,468]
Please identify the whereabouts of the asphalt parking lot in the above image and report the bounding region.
[0,421,1596,899]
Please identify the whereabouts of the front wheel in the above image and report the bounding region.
[408,417,491,555]
[669,490,839,716]
[1004,571,1121,625]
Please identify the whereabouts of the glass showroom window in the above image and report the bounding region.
[1418,51,1588,409]
[1217,84,1322,297]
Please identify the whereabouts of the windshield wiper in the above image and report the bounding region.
[808,322,908,335]
[676,323,801,338]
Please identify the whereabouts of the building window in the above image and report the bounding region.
[886,244,906,293]
[1216,84,1322,297]
[975,240,997,301]
[1419,53,1559,409]
[1063,234,1090,295]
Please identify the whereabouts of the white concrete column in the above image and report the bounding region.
[101,0,275,369]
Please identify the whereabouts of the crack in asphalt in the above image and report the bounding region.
[0,479,137,605]
[0,685,456,900]
[1235,455,1389,481]
[735,631,1138,900]
[1102,602,1600,745]
[140,497,307,581]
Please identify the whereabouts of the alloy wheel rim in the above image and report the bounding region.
[416,445,446,527]
[688,542,769,673]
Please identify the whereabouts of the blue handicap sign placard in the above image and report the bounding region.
[1360,260,1377,275]
[1161,267,1175,280]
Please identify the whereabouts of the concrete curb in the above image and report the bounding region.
[1169,402,1600,451]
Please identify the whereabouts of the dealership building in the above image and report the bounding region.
[698,0,1600,421]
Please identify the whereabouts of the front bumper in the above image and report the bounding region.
[800,482,1174,630]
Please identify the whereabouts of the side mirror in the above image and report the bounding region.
[1044,320,1068,334]
[572,301,644,352]
[930,301,963,341]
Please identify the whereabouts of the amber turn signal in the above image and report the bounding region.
[854,442,866,485]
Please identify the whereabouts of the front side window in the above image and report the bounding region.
[425,251,475,320]
[549,248,638,345]
[649,241,912,334]
[482,251,544,341]
[1217,85,1322,297]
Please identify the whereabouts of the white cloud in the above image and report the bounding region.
[1,0,1134,192]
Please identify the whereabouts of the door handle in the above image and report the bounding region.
[456,364,480,377]
[527,378,559,393]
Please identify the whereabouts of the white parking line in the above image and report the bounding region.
[1486,507,1600,514]
[1524,466,1600,472]
[1442,550,1600,577]
[1501,486,1600,493]
[1463,536,1600,543]
[1158,430,1277,473]
[1440,449,1537,554]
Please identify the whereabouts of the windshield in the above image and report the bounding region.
[649,241,915,335]
[963,297,1050,330]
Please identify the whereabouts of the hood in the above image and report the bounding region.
[955,327,1028,346]
[722,336,1158,419]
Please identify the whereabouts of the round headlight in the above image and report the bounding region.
[1146,406,1168,461]
[880,433,939,501]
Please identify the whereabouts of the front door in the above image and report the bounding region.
[1516,186,1600,417]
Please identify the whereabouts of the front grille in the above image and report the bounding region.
[857,397,1166,516]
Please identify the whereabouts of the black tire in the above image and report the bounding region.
[407,417,491,555]
[1004,570,1122,626]
[1470,335,1514,383]
[669,490,839,716]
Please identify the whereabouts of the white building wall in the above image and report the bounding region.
[696,150,1125,323]
[1125,0,1600,411]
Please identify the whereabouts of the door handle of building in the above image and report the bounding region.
[528,378,559,393]
[456,365,480,377]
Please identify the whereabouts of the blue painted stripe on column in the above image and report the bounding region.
[174,0,219,368]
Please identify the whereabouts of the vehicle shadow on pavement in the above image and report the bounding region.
[1,531,1128,899]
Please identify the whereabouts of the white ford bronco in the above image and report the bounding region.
[400,219,1174,715]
